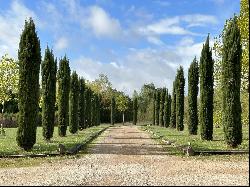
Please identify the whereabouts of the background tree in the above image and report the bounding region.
[188,57,199,135]
[170,79,176,128]
[0,54,19,114]
[200,35,214,140]
[41,47,57,140]
[116,94,129,125]
[85,87,92,128]
[111,96,116,125]
[160,87,166,126]
[16,18,41,150]
[222,16,242,147]
[57,56,71,137]
[79,78,85,130]
[153,90,156,125]
[132,92,138,125]
[69,71,79,134]
[176,66,185,131]
[155,89,161,125]
[167,94,171,127]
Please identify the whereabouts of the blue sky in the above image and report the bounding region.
[0,0,240,95]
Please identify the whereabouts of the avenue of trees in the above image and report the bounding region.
[0,0,248,150]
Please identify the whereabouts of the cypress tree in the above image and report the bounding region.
[79,78,85,130]
[57,56,71,137]
[41,47,57,140]
[222,16,242,147]
[133,96,138,125]
[16,18,41,150]
[164,89,170,127]
[111,96,116,125]
[170,80,176,128]
[167,94,172,127]
[85,87,91,128]
[152,90,156,125]
[188,57,199,135]
[155,89,160,125]
[200,34,214,140]
[176,66,185,131]
[69,71,79,134]
[160,87,166,126]
[96,94,101,126]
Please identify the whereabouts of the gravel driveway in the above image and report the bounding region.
[0,125,249,186]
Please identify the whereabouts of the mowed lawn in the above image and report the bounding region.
[0,124,109,155]
[141,124,249,153]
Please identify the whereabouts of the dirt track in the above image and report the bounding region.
[0,125,248,186]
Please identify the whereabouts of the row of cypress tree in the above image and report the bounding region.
[16,18,101,150]
[152,88,171,127]
[154,17,242,147]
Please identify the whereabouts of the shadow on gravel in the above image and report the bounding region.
[112,137,161,140]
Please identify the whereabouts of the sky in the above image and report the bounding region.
[0,0,240,96]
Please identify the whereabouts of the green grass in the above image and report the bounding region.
[140,124,249,155]
[0,124,110,155]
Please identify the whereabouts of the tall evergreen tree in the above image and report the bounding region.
[69,71,79,134]
[164,89,171,127]
[16,18,41,150]
[222,16,242,147]
[152,90,156,125]
[160,87,166,126]
[57,56,71,137]
[188,57,199,135]
[200,34,214,140]
[167,94,172,127]
[133,96,138,125]
[41,47,57,140]
[79,78,85,130]
[96,94,101,126]
[170,80,176,128]
[111,96,116,125]
[155,89,160,125]
[176,66,185,131]
[85,87,91,128]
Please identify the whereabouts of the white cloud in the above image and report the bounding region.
[72,39,206,96]
[55,37,68,50]
[147,36,164,46]
[0,1,38,58]
[84,6,122,38]
[181,14,218,28]
[138,14,218,37]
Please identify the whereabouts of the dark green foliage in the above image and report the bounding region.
[85,87,92,128]
[176,66,185,131]
[167,94,171,126]
[41,47,57,140]
[155,89,161,125]
[160,88,166,126]
[69,71,79,134]
[170,80,176,128]
[200,35,214,140]
[188,57,199,135]
[96,95,101,126]
[111,96,116,125]
[78,78,85,130]
[57,56,71,137]
[133,96,138,125]
[152,90,156,125]
[164,90,171,127]
[222,16,242,147]
[16,18,41,150]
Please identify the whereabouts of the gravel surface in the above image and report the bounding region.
[0,125,249,186]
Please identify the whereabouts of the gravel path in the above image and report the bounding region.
[0,125,249,186]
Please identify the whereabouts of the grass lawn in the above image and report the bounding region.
[0,124,110,155]
[140,124,249,155]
